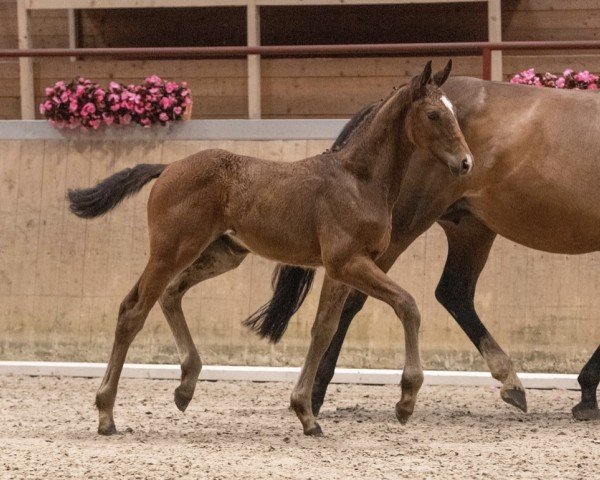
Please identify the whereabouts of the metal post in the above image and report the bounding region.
[247,1,261,119]
[17,0,35,119]
[487,0,502,81]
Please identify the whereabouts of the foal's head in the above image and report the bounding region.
[406,61,473,177]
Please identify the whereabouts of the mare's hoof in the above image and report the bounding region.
[501,387,528,413]
[174,387,193,412]
[572,403,600,421]
[395,402,413,425]
[304,423,324,437]
[98,423,118,436]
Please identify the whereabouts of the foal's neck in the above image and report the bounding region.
[342,88,414,209]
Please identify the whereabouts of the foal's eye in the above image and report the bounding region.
[427,111,440,121]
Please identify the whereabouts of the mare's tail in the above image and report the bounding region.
[243,265,315,343]
[68,163,166,219]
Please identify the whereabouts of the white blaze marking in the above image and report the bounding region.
[441,95,456,117]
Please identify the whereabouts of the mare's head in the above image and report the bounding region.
[406,61,473,177]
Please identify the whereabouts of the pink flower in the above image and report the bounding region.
[563,69,574,77]
[588,83,599,90]
[173,106,182,115]
[159,112,169,122]
[159,97,173,109]
[45,87,54,96]
[89,119,101,130]
[75,85,85,97]
[60,92,69,103]
[165,81,177,93]
[555,77,565,88]
[109,81,121,91]
[147,75,163,85]
[102,113,114,125]
[69,100,79,113]
[80,103,96,118]
[140,118,152,127]
[119,114,132,125]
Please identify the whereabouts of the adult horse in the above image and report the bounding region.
[149,76,599,422]
[68,62,473,436]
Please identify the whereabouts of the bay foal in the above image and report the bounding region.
[69,62,472,436]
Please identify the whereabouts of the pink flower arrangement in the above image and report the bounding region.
[40,76,192,131]
[510,68,600,90]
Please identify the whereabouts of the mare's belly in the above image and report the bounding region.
[467,191,600,254]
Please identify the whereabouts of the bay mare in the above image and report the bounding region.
[151,76,600,423]
[68,63,473,436]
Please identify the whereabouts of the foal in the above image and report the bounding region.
[69,62,473,436]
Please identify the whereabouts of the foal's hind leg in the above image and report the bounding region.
[96,235,216,435]
[159,236,249,412]
[572,345,600,420]
[436,216,526,412]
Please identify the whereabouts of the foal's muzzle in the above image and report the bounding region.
[449,154,473,177]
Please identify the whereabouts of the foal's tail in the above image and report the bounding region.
[243,265,315,343]
[68,163,167,218]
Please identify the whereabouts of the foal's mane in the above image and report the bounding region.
[331,79,442,154]
[330,83,413,153]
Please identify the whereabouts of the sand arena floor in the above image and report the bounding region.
[0,375,598,479]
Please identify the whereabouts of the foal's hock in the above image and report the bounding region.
[68,61,473,437]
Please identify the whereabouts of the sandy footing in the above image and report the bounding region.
[0,375,598,479]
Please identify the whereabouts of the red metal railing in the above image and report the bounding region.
[2,41,600,80]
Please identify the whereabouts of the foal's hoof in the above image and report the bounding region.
[304,423,324,437]
[174,387,193,412]
[395,402,413,425]
[572,403,600,421]
[98,423,118,436]
[501,387,528,413]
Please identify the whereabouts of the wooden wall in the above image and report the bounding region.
[2,1,600,119]
[0,136,598,372]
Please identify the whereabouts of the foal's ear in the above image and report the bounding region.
[433,59,453,87]
[410,60,432,101]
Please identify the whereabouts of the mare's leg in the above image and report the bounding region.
[436,215,526,412]
[572,345,600,420]
[292,256,423,435]
[159,235,249,412]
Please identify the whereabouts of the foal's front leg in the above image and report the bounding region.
[291,255,423,435]
[290,277,351,435]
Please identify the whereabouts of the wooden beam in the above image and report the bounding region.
[487,0,502,81]
[17,0,35,120]
[247,0,261,119]
[68,9,78,62]
[27,0,485,9]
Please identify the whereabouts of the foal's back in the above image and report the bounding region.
[148,148,364,266]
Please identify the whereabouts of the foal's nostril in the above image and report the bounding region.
[461,157,471,172]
